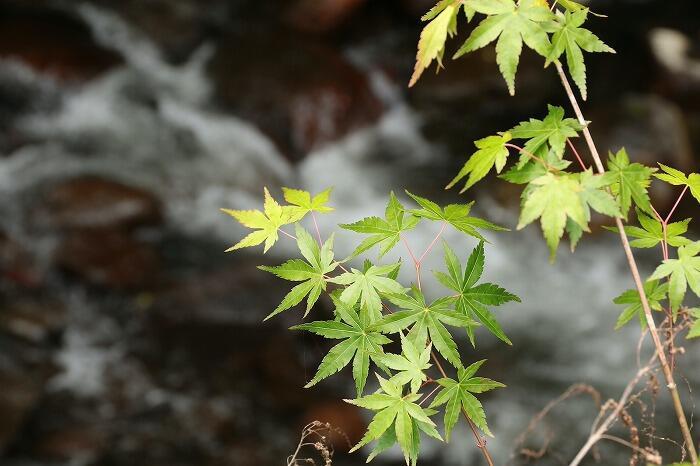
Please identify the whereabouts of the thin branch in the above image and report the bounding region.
[419,222,447,263]
[505,143,561,173]
[280,229,297,240]
[555,61,698,466]
[311,212,323,246]
[567,139,588,171]
[665,185,689,224]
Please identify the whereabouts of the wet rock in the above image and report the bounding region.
[649,28,700,96]
[409,47,559,155]
[34,425,106,461]
[0,231,41,288]
[0,369,44,453]
[399,0,437,17]
[285,0,367,34]
[0,297,66,344]
[302,401,366,449]
[54,229,160,290]
[0,5,123,82]
[146,257,290,324]
[208,31,383,161]
[35,176,162,231]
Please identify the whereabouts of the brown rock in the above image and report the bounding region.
[302,401,366,449]
[285,0,367,34]
[35,426,106,461]
[0,297,67,344]
[208,31,383,161]
[399,0,438,17]
[36,176,162,231]
[0,369,44,453]
[0,5,123,82]
[0,230,41,287]
[54,228,160,289]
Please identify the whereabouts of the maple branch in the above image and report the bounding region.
[556,61,698,465]
[666,185,689,224]
[650,204,670,261]
[567,138,588,171]
[419,222,447,263]
[279,229,297,240]
[311,212,323,245]
[401,234,424,291]
[431,352,496,466]
[393,234,498,465]
[505,143,560,173]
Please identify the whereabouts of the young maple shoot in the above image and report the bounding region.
[408,0,700,464]
[223,187,518,465]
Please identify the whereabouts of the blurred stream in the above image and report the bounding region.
[0,1,699,465]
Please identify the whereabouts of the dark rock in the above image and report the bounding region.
[35,176,162,231]
[0,369,44,453]
[649,28,700,110]
[208,31,383,161]
[409,46,559,155]
[301,401,366,449]
[0,5,123,82]
[399,0,437,17]
[0,231,41,288]
[0,297,66,344]
[34,426,106,461]
[285,0,367,34]
[54,228,160,290]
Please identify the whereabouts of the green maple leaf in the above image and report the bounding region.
[545,9,615,100]
[654,163,700,205]
[434,241,520,346]
[559,169,619,254]
[606,208,691,249]
[606,148,655,218]
[409,1,460,87]
[429,359,504,440]
[375,335,432,394]
[346,374,442,465]
[650,241,700,311]
[282,187,334,220]
[341,192,420,259]
[422,0,475,22]
[454,0,553,95]
[293,295,392,396]
[577,169,621,218]
[510,105,584,164]
[613,279,668,330]
[446,132,512,192]
[373,288,479,369]
[518,172,588,261]
[688,309,700,339]
[406,191,507,241]
[259,225,337,320]
[221,187,297,253]
[329,261,405,323]
[557,0,588,12]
